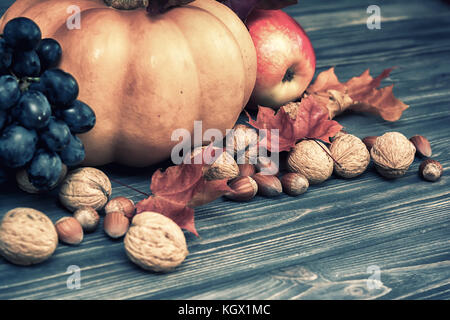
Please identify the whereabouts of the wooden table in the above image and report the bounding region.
[1,0,449,300]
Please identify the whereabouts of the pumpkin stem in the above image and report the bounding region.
[104,0,148,10]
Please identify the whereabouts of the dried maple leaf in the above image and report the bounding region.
[136,159,231,236]
[247,95,343,152]
[306,67,408,121]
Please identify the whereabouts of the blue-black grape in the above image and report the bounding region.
[56,100,96,134]
[0,75,21,110]
[40,69,78,107]
[11,50,41,78]
[13,90,51,129]
[26,148,62,189]
[40,117,71,152]
[36,38,62,71]
[0,38,13,74]
[0,110,6,130]
[3,17,42,51]
[0,124,38,168]
[27,80,45,93]
[59,134,85,166]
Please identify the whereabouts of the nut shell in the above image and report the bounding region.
[16,164,68,194]
[225,176,258,201]
[330,134,370,178]
[104,196,135,219]
[287,140,333,184]
[370,132,416,179]
[104,211,130,239]
[227,124,258,163]
[419,159,443,182]
[59,167,112,212]
[124,212,188,272]
[55,217,84,245]
[0,208,58,265]
[410,135,432,157]
[238,164,256,177]
[73,207,100,233]
[252,173,282,197]
[191,147,239,181]
[281,173,309,196]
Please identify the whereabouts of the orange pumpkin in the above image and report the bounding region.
[0,0,257,167]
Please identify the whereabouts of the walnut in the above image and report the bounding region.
[191,146,239,181]
[59,167,112,212]
[226,124,259,164]
[124,212,188,272]
[330,134,370,178]
[287,139,333,184]
[370,132,416,179]
[0,208,58,265]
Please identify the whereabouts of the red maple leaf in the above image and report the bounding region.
[136,153,231,236]
[247,95,343,152]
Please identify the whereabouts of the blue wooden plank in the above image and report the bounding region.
[0,0,449,300]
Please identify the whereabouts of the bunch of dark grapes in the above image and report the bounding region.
[0,17,96,191]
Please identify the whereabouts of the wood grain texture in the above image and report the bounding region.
[0,0,449,300]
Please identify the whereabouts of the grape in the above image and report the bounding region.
[0,38,13,74]
[56,100,96,134]
[0,166,9,184]
[40,69,78,107]
[11,50,41,78]
[13,90,51,129]
[40,117,71,151]
[27,80,45,93]
[3,17,42,51]
[59,134,85,166]
[0,110,6,130]
[36,38,62,71]
[0,75,21,110]
[26,148,63,189]
[0,124,38,168]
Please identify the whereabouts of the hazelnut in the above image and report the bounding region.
[124,212,188,272]
[370,132,416,179]
[59,167,112,212]
[55,217,84,245]
[410,135,432,157]
[287,140,333,184]
[255,156,279,175]
[16,164,68,194]
[238,164,256,177]
[73,207,100,233]
[0,208,58,265]
[252,173,282,197]
[104,211,130,239]
[330,134,370,178]
[190,146,239,181]
[362,136,378,151]
[104,196,135,220]
[281,173,309,196]
[419,159,443,182]
[225,176,258,201]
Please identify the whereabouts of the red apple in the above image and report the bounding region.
[246,9,316,109]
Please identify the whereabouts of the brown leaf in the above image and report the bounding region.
[247,96,343,152]
[136,158,232,236]
[306,67,408,121]
[147,0,195,14]
[136,196,198,236]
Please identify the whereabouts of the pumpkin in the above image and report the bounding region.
[0,0,257,167]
